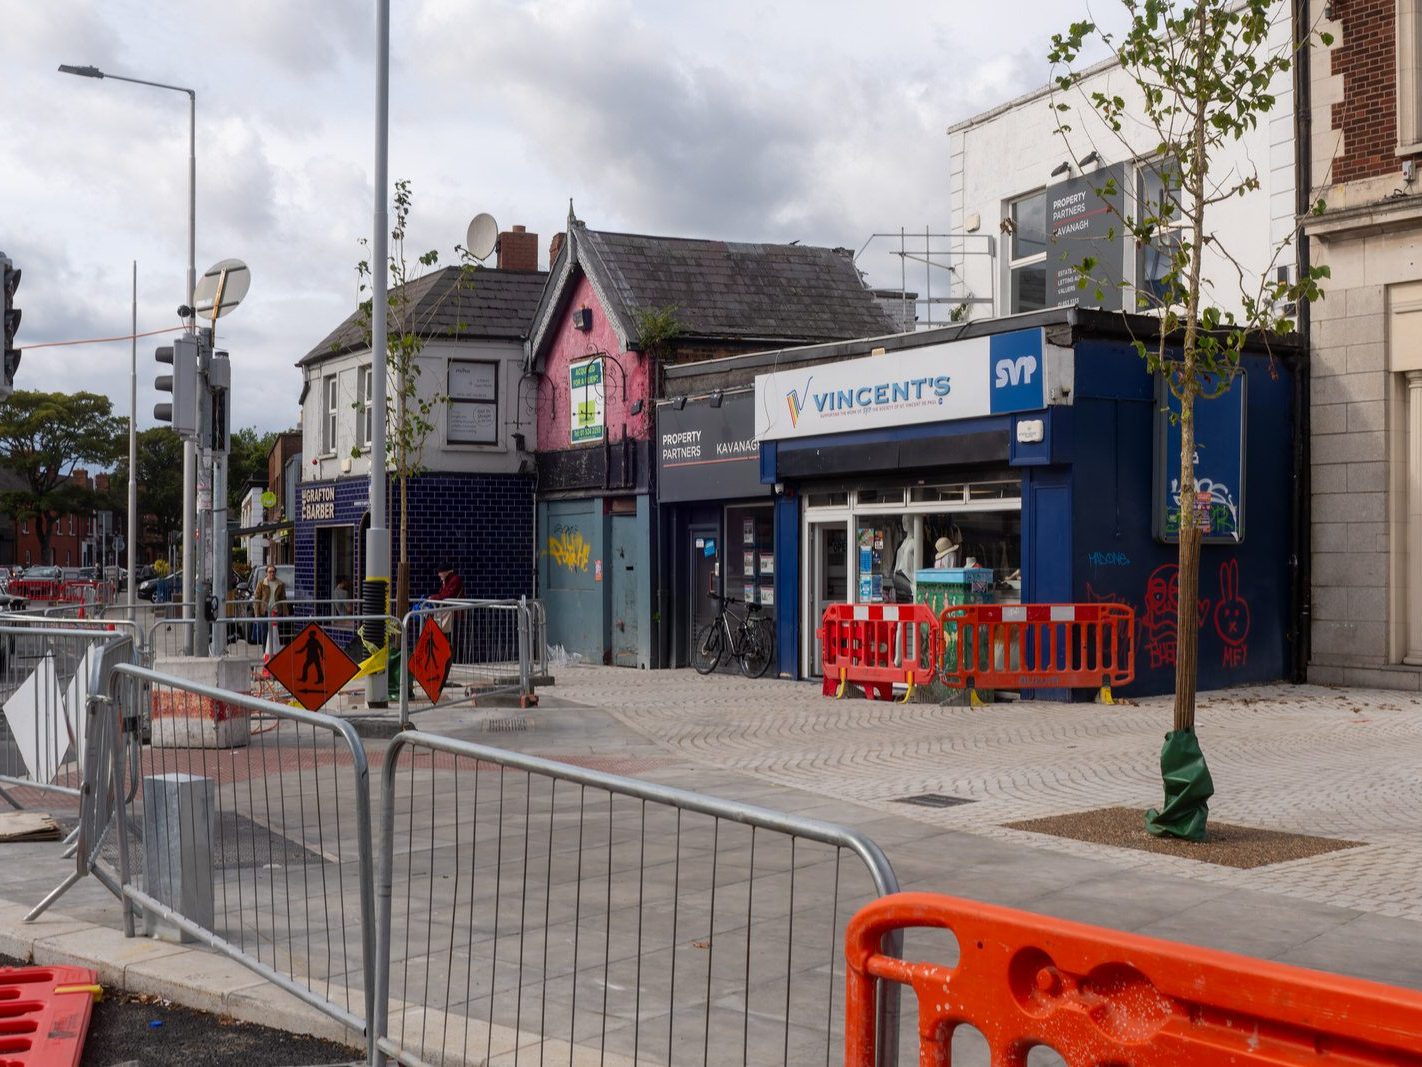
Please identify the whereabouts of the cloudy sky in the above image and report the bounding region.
[3,0,1112,436]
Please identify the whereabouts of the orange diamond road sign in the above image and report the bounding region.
[265,623,360,711]
[410,617,453,704]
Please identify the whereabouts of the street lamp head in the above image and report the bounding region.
[58,64,105,79]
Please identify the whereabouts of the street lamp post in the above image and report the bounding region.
[59,63,198,643]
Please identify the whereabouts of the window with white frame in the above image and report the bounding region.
[447,360,499,445]
[1399,0,1422,151]
[357,365,373,449]
[1136,159,1187,308]
[1006,191,1048,312]
[324,376,339,453]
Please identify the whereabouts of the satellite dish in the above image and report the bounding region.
[193,258,251,319]
[466,213,499,262]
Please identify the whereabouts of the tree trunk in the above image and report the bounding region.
[1173,523,1202,731]
[397,471,410,620]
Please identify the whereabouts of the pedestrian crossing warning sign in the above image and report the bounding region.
[266,623,360,711]
[410,618,453,704]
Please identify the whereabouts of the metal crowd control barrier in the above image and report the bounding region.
[374,730,903,1067]
[25,632,142,922]
[939,603,1135,704]
[397,597,538,724]
[103,663,376,1041]
[845,891,1422,1066]
[0,620,140,812]
[819,603,941,703]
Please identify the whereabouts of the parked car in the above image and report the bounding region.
[137,570,179,602]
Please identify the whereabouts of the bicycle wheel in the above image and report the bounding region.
[738,617,774,678]
[692,619,724,674]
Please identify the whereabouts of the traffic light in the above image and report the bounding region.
[1,253,20,397]
[154,334,198,436]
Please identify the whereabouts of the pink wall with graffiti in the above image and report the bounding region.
[536,274,653,449]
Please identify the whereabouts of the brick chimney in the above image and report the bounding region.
[496,225,538,272]
[548,232,566,268]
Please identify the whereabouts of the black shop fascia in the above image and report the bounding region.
[655,389,776,670]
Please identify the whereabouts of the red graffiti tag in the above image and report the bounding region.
[1213,559,1251,668]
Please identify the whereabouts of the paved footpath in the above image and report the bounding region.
[0,665,1420,1063]
[489,666,1422,988]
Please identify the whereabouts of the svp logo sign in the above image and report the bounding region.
[988,331,1047,414]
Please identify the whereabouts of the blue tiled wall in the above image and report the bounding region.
[295,472,534,603]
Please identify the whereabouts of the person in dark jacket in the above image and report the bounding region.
[431,563,463,602]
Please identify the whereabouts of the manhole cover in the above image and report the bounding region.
[893,793,976,809]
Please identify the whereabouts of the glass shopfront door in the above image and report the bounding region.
[807,518,849,676]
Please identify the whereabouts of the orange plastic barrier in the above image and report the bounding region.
[845,892,1422,1066]
[940,603,1134,703]
[0,965,100,1066]
[818,603,941,703]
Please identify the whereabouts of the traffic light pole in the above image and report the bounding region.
[193,329,212,656]
[364,0,392,706]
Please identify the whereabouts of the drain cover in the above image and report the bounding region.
[485,717,529,733]
[893,793,976,809]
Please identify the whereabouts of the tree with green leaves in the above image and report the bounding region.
[0,391,124,564]
[226,426,279,515]
[1049,0,1329,839]
[349,179,478,618]
[112,427,186,561]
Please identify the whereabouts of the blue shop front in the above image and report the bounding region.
[752,310,1302,696]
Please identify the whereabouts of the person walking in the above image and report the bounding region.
[252,564,288,645]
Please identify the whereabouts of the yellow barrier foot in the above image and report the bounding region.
[900,675,915,704]
[1097,685,1116,705]
[835,669,848,699]
[968,689,987,708]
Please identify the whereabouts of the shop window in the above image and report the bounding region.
[806,491,849,509]
[854,487,906,507]
[725,505,776,616]
[911,484,968,504]
[324,376,339,453]
[967,480,1023,501]
[1007,191,1048,313]
[448,360,498,445]
[357,365,373,449]
[1136,159,1186,308]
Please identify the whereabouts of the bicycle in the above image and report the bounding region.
[692,592,775,678]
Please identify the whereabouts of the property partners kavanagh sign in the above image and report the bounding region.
[1047,163,1126,311]
[753,328,1071,441]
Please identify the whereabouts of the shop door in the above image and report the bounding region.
[807,520,849,675]
[610,513,641,667]
[688,525,719,663]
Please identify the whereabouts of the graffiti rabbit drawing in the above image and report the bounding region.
[1212,559,1251,668]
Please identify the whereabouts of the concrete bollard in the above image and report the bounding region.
[141,773,216,943]
[149,657,255,748]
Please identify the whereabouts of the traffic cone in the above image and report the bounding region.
[261,614,280,678]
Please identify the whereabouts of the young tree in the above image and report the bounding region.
[349,180,477,619]
[1049,0,1328,839]
[0,391,124,563]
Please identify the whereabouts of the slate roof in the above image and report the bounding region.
[301,266,549,365]
[528,221,899,366]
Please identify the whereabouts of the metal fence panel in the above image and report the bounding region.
[374,731,900,1067]
[397,600,536,723]
[0,622,141,808]
[105,663,377,1038]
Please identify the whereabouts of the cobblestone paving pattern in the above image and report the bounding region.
[553,668,1422,921]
